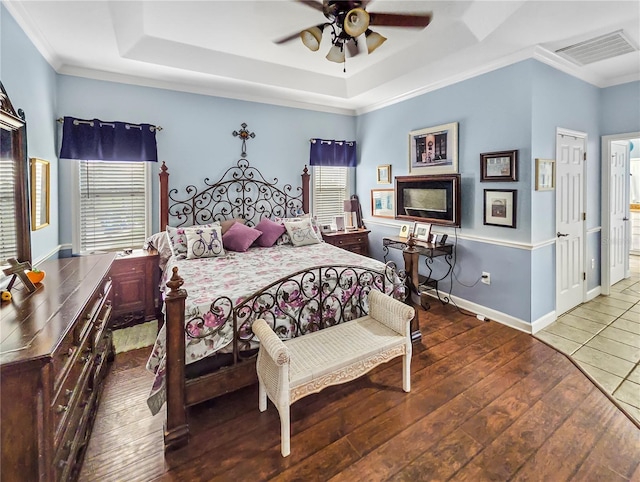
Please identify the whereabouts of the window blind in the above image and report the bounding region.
[0,154,17,261]
[78,160,149,253]
[312,166,349,226]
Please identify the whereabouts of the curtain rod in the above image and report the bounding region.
[57,117,163,131]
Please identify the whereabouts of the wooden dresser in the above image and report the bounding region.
[0,254,115,482]
[322,228,370,256]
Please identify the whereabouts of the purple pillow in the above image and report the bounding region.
[254,218,286,247]
[222,222,262,252]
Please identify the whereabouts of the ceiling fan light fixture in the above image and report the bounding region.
[326,42,345,63]
[344,8,370,37]
[300,25,325,51]
[365,29,387,54]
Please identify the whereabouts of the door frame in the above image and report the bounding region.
[601,131,638,295]
[555,127,588,314]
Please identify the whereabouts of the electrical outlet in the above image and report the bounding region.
[591,259,595,269]
[482,272,491,285]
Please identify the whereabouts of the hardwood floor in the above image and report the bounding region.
[79,302,640,481]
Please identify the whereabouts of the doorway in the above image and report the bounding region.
[601,132,640,295]
[556,128,587,316]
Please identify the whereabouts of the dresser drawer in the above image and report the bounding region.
[52,331,93,444]
[110,257,147,276]
[335,235,366,247]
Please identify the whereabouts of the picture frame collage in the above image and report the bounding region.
[480,149,519,228]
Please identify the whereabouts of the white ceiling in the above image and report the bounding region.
[6,0,640,115]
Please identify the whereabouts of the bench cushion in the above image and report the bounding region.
[285,316,407,402]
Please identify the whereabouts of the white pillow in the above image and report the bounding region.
[185,225,225,259]
[166,223,218,260]
[283,218,322,247]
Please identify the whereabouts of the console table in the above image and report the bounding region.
[383,236,454,309]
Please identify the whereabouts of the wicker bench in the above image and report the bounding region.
[251,290,415,457]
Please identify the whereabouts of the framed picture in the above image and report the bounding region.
[409,122,458,175]
[398,223,412,238]
[484,189,517,228]
[413,222,432,242]
[535,158,555,191]
[377,164,392,184]
[335,215,345,231]
[371,189,395,218]
[480,149,518,181]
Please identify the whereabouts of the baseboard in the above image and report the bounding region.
[586,286,601,301]
[421,290,534,334]
[530,310,557,334]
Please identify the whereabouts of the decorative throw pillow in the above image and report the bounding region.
[283,218,322,247]
[167,223,216,260]
[273,214,320,245]
[185,225,225,259]
[254,218,286,247]
[220,218,247,234]
[222,222,262,252]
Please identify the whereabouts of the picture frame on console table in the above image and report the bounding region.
[409,122,459,175]
[398,224,413,238]
[484,189,517,228]
[413,222,432,242]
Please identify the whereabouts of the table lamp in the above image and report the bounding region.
[344,199,359,230]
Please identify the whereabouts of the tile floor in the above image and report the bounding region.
[536,255,640,423]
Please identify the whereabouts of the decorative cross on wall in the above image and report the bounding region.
[2,258,36,293]
[232,122,256,158]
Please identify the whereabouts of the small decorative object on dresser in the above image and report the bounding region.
[109,248,160,329]
[321,228,370,256]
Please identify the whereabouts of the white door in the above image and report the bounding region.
[610,140,629,284]
[556,131,586,316]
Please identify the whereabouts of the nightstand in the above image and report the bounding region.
[322,228,370,256]
[109,248,160,329]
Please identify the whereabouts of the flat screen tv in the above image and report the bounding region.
[395,174,461,227]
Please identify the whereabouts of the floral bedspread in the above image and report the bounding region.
[145,242,394,415]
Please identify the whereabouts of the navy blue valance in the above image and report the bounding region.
[309,138,356,167]
[59,116,158,162]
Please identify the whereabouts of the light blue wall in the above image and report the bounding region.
[57,76,355,245]
[357,61,536,321]
[601,82,640,136]
[1,4,59,262]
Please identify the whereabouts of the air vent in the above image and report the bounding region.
[555,30,637,66]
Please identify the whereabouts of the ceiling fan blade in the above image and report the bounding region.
[274,31,303,45]
[368,12,432,28]
[294,0,325,12]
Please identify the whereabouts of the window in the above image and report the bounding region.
[73,160,151,254]
[312,166,349,225]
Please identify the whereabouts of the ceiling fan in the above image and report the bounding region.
[276,0,432,65]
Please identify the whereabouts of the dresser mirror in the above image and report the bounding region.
[0,82,31,276]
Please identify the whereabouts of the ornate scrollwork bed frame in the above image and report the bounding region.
[158,160,404,453]
[159,159,310,230]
